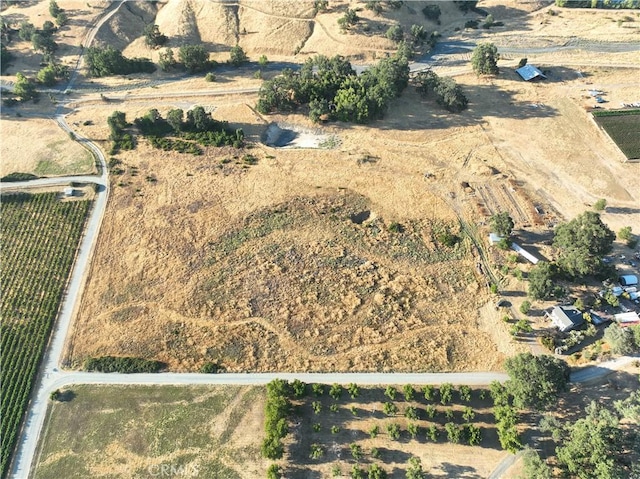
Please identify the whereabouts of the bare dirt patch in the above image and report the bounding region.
[263,122,339,148]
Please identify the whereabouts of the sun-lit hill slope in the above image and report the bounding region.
[100,0,484,62]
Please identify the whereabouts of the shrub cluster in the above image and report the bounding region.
[256,52,410,124]
[86,46,155,77]
[83,356,165,373]
[134,107,244,155]
[262,379,291,460]
[414,70,468,113]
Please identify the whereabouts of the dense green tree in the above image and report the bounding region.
[338,8,359,30]
[471,42,499,75]
[455,1,478,12]
[86,46,154,77]
[556,401,624,479]
[36,64,56,86]
[366,0,383,15]
[166,108,184,132]
[386,25,404,42]
[490,212,515,237]
[54,12,68,27]
[1,43,13,73]
[504,353,570,410]
[13,72,38,101]
[410,24,427,44]
[432,76,468,112]
[41,20,56,35]
[178,44,208,73]
[31,32,57,54]
[415,70,468,113]
[603,323,634,355]
[229,45,248,66]
[614,390,640,421]
[49,0,62,18]
[553,211,615,278]
[528,261,557,300]
[521,446,551,479]
[494,405,522,452]
[422,4,441,23]
[186,106,211,131]
[143,23,167,48]
[158,47,176,71]
[593,198,607,211]
[18,21,35,41]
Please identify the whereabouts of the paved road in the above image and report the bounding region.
[46,371,510,388]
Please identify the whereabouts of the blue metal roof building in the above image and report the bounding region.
[516,65,547,81]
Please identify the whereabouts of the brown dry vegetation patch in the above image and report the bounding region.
[0,117,94,177]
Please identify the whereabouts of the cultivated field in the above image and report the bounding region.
[33,385,266,479]
[0,192,91,477]
[593,110,640,160]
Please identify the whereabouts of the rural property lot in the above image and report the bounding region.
[1,0,639,475]
[65,63,638,373]
[33,385,266,479]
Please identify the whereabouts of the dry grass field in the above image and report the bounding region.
[1,1,638,372]
[33,385,266,479]
[0,118,94,177]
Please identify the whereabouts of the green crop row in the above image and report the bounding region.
[0,192,91,476]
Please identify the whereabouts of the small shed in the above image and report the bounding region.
[619,275,639,287]
[510,242,539,265]
[516,65,547,81]
[548,305,585,332]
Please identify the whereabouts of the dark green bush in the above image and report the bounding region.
[84,356,165,373]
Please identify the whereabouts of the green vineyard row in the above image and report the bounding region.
[0,192,92,477]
